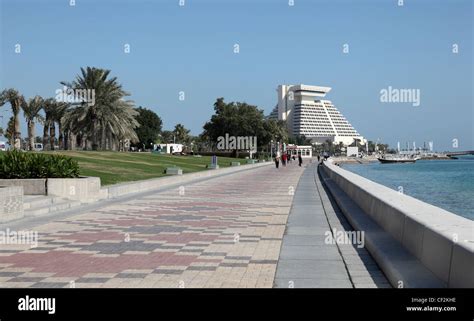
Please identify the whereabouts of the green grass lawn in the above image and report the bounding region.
[44,151,247,185]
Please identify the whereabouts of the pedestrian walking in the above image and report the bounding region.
[274,156,280,169]
[298,154,303,167]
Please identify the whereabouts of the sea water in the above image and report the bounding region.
[342,155,474,220]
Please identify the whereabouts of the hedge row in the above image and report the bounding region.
[0,150,80,179]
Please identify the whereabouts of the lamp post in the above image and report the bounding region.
[270,140,273,159]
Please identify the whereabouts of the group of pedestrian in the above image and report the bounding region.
[274,152,303,169]
[316,152,330,165]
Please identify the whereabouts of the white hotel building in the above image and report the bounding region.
[269,84,366,146]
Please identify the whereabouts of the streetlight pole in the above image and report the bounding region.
[270,140,273,159]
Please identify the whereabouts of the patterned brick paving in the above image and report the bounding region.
[0,164,305,288]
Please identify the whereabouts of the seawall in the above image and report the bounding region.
[321,159,473,288]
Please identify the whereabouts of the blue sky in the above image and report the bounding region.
[1,0,472,151]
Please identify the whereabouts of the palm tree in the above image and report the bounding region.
[173,123,190,145]
[61,67,139,150]
[22,95,44,151]
[42,99,69,151]
[42,98,55,150]
[4,117,15,146]
[54,103,69,150]
[0,89,25,150]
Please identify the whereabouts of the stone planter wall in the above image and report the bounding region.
[0,186,24,223]
[0,177,101,203]
[0,179,46,195]
[47,177,101,203]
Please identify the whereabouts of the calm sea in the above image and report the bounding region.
[342,155,474,220]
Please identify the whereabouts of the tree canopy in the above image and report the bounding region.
[61,67,139,150]
[132,107,162,148]
[173,123,191,145]
[202,97,287,149]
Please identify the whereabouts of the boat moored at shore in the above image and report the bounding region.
[377,155,419,164]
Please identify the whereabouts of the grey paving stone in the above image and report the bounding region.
[201,252,227,256]
[274,278,352,288]
[250,260,278,264]
[282,235,329,246]
[9,277,45,283]
[225,256,252,260]
[153,269,184,274]
[0,271,24,277]
[30,282,68,288]
[76,277,110,283]
[351,276,390,284]
[116,273,148,278]
[274,163,392,288]
[219,263,248,267]
[287,217,328,227]
[353,283,379,288]
[280,245,341,260]
[82,241,162,254]
[285,226,330,236]
[186,266,217,271]
[276,260,349,279]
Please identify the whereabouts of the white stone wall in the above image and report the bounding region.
[0,186,24,223]
[322,160,474,288]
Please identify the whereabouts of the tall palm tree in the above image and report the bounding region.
[61,67,139,150]
[5,117,15,146]
[22,95,44,151]
[42,98,55,150]
[42,99,68,151]
[173,123,190,145]
[54,102,69,150]
[0,89,25,150]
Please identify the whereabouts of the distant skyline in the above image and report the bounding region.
[1,0,472,151]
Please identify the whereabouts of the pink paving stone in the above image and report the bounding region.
[0,251,199,277]
[97,218,160,227]
[184,220,230,227]
[148,233,218,243]
[139,210,185,216]
[56,231,126,242]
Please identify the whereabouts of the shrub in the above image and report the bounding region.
[0,150,80,179]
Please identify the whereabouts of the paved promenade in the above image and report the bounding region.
[0,163,303,288]
[0,161,389,288]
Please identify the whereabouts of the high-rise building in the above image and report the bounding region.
[268,84,366,146]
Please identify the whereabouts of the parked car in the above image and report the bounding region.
[34,143,43,151]
[0,141,7,151]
